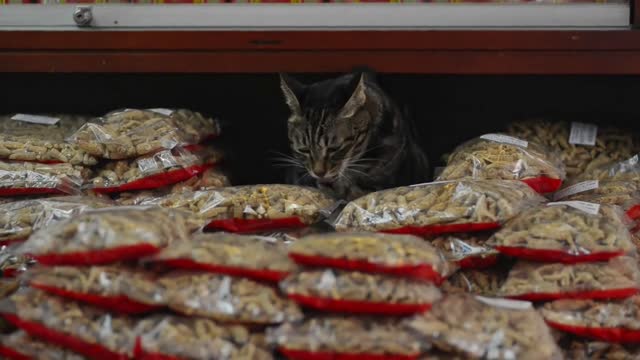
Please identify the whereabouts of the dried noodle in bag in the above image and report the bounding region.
[335,180,546,235]
[555,180,640,221]
[268,317,422,360]
[0,161,87,196]
[280,269,441,315]
[498,257,640,301]
[289,232,452,283]
[428,233,498,269]
[150,233,297,282]
[0,330,86,360]
[148,108,222,144]
[573,154,640,184]
[488,203,635,263]
[16,206,191,266]
[441,268,506,297]
[405,294,563,360]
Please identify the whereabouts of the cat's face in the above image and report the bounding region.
[280,73,372,183]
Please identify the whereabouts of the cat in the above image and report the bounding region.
[279,69,430,200]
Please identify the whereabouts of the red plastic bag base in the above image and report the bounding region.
[545,320,640,343]
[289,253,445,284]
[627,205,640,220]
[495,246,624,264]
[287,293,431,315]
[0,188,63,197]
[31,283,163,314]
[456,254,499,269]
[2,314,128,360]
[380,222,500,237]
[205,217,307,233]
[93,164,213,194]
[521,177,562,194]
[0,345,31,360]
[506,288,639,302]
[32,243,161,266]
[279,348,420,360]
[153,258,289,282]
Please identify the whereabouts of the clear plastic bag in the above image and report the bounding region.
[0,243,34,278]
[428,233,498,269]
[555,180,640,221]
[405,294,563,360]
[572,154,640,184]
[268,317,422,360]
[280,269,442,315]
[27,266,166,314]
[0,289,138,359]
[0,330,86,360]
[334,180,546,235]
[0,161,87,196]
[288,232,452,283]
[437,134,566,193]
[148,108,221,144]
[161,272,303,325]
[16,206,191,265]
[488,203,635,263]
[542,296,640,343]
[564,339,640,359]
[150,233,298,282]
[498,257,640,301]
[441,269,507,297]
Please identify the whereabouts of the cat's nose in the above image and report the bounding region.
[312,163,327,178]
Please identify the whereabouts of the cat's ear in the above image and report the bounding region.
[280,73,304,118]
[338,73,367,119]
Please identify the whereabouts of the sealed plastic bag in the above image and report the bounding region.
[335,180,545,235]
[0,244,34,278]
[161,272,302,325]
[151,233,297,282]
[441,268,507,297]
[555,180,640,221]
[137,185,336,233]
[542,296,640,343]
[573,154,640,184]
[0,330,86,360]
[268,317,422,360]
[564,339,640,359]
[498,257,640,301]
[0,289,138,360]
[488,203,635,263]
[437,134,565,193]
[148,108,221,144]
[288,233,452,283]
[0,114,97,165]
[0,161,87,196]
[280,269,441,315]
[429,233,498,269]
[28,266,166,314]
[17,206,191,265]
[405,294,563,360]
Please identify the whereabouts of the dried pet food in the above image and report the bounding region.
[289,232,452,283]
[573,154,640,184]
[151,233,297,282]
[498,257,640,301]
[17,206,191,265]
[556,180,640,220]
[0,289,138,359]
[28,266,166,314]
[0,330,86,360]
[280,269,442,315]
[405,294,562,360]
[429,233,498,269]
[0,114,97,165]
[441,269,507,297]
[542,296,640,343]
[438,134,565,193]
[488,203,635,263]
[268,317,422,360]
[335,180,545,235]
[161,273,302,325]
[0,245,34,278]
[148,108,221,144]
[0,161,87,196]
[137,185,336,233]
[565,340,640,360]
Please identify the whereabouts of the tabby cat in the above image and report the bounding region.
[280,70,430,200]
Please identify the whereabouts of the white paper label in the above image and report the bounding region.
[452,239,487,256]
[475,296,532,310]
[480,134,528,148]
[11,113,60,125]
[547,201,600,215]
[569,122,598,146]
[553,180,599,200]
[149,108,174,116]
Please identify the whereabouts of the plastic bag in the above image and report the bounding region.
[564,339,640,359]
[573,154,640,184]
[0,330,86,360]
[542,296,640,343]
[150,233,297,283]
[16,206,191,266]
[148,108,221,144]
[498,257,640,301]
[334,180,545,235]
[0,161,87,196]
[428,233,498,269]
[405,294,563,360]
[441,269,507,297]
[268,317,422,360]
[0,114,97,165]
[0,244,34,278]
[555,180,640,221]
[0,289,138,359]
[28,266,166,314]
[437,134,566,193]
[0,196,113,244]
[137,185,336,233]
[161,272,302,325]
[488,203,635,263]
[289,232,452,283]
[134,316,272,360]
[280,269,441,315]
